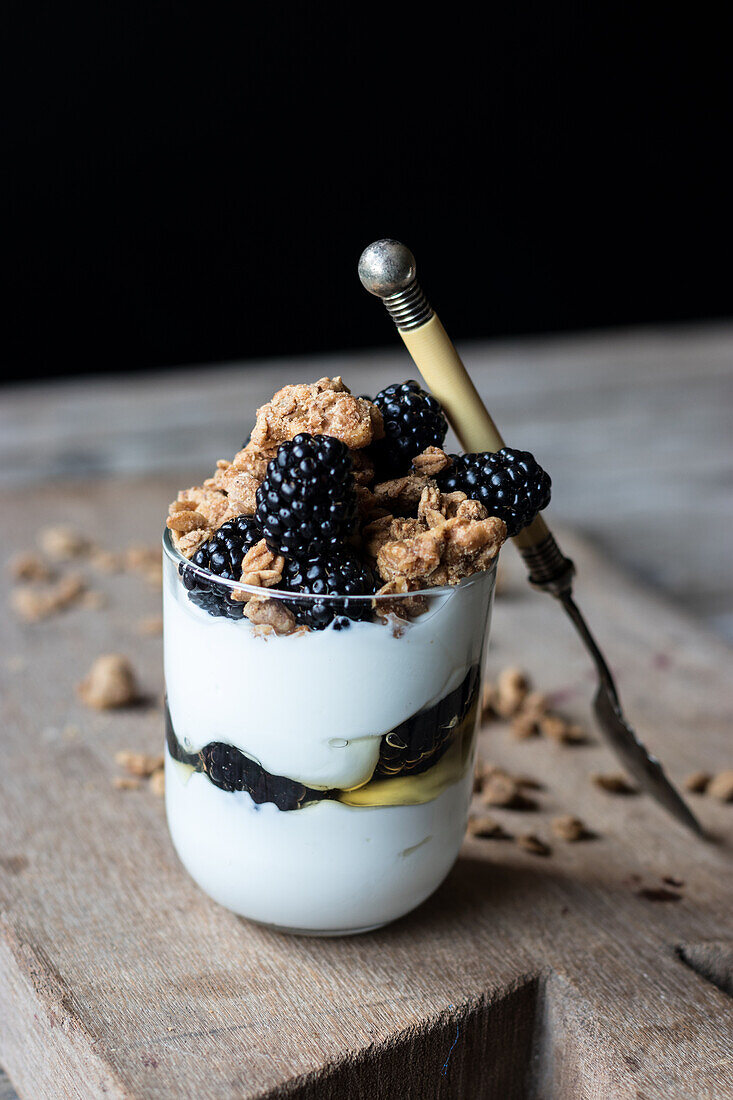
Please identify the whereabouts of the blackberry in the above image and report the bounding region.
[284,548,377,631]
[376,665,479,777]
[179,515,262,619]
[201,743,328,810]
[372,380,448,475]
[438,447,551,537]
[255,433,358,558]
[165,706,329,810]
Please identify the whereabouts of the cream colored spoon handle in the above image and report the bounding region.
[399,312,549,552]
[400,313,504,453]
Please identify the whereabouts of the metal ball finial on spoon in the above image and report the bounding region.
[358,238,703,838]
[358,239,416,297]
[359,240,433,332]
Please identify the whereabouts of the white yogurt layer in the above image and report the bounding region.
[164,560,494,791]
[165,750,475,932]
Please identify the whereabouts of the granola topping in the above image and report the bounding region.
[166,374,508,622]
[376,512,505,587]
[251,377,384,450]
[411,446,452,478]
[244,596,297,636]
[240,540,285,590]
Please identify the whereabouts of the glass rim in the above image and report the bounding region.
[163,527,498,604]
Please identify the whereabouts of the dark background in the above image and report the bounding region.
[4,4,730,381]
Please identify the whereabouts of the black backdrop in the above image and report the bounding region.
[5,4,729,380]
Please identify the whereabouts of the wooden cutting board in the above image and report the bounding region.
[1,475,731,1100]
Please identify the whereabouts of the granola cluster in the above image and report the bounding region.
[77,654,139,709]
[166,377,384,560]
[166,376,508,630]
[250,376,384,450]
[369,485,505,588]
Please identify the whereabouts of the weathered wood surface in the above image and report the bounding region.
[2,323,733,640]
[0,474,731,1099]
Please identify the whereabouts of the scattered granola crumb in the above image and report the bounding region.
[522,691,549,718]
[138,616,164,636]
[473,758,495,791]
[467,815,511,840]
[113,776,142,791]
[558,723,587,745]
[11,574,87,622]
[38,526,91,561]
[149,768,166,797]
[591,772,637,795]
[510,713,539,740]
[683,771,711,794]
[77,655,139,709]
[480,670,589,747]
[636,887,682,903]
[538,713,569,741]
[513,774,543,791]
[480,772,519,807]
[551,815,590,842]
[474,759,495,781]
[540,714,587,744]
[115,750,164,778]
[481,684,497,722]
[707,770,733,802]
[8,552,54,583]
[494,667,528,719]
[516,833,551,857]
[481,772,537,810]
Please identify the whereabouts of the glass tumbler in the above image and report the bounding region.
[162,530,497,935]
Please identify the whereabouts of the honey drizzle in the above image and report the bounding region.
[337,699,478,807]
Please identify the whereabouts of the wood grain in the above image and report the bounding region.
[0,475,731,1098]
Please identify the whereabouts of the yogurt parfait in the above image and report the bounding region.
[163,376,550,934]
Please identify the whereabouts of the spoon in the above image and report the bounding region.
[358,238,703,837]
